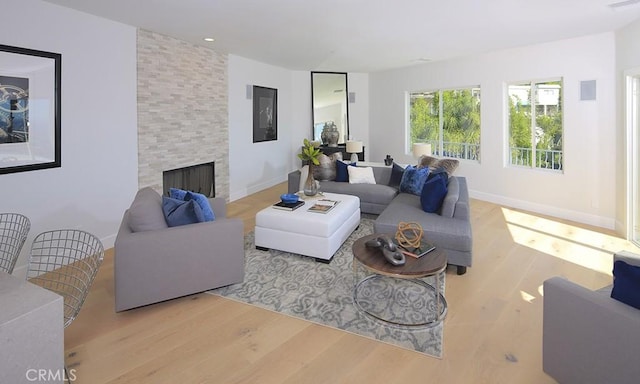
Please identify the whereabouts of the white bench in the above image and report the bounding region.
[254,193,360,262]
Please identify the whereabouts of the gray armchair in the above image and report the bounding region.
[114,188,245,312]
[543,251,640,384]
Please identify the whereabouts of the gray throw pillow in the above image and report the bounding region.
[128,187,169,232]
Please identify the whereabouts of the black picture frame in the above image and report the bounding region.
[0,44,61,175]
[252,85,277,143]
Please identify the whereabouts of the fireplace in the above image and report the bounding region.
[162,162,215,197]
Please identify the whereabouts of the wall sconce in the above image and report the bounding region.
[346,141,363,162]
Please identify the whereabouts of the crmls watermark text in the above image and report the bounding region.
[25,369,77,382]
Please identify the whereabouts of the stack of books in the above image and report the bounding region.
[393,239,436,258]
[272,200,304,211]
[307,198,339,214]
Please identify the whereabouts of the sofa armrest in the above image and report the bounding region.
[543,277,640,384]
[614,250,640,267]
[209,197,227,218]
[452,177,470,220]
[288,170,301,194]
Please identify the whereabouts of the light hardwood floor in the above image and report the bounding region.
[64,183,639,383]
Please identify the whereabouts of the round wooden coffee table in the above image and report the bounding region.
[352,233,448,327]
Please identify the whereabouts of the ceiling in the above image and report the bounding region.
[43,0,640,73]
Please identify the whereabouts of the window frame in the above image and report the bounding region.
[406,85,482,162]
[506,78,564,172]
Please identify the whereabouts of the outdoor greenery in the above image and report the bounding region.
[508,81,563,170]
[409,88,481,159]
[409,82,562,169]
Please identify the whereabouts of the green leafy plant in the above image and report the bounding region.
[297,139,321,165]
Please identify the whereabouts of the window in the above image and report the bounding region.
[508,80,563,171]
[408,87,481,161]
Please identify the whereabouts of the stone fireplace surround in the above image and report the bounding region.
[136,29,230,200]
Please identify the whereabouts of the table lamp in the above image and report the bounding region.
[346,141,363,162]
[412,143,432,159]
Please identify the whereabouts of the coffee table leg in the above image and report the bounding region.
[352,255,359,287]
[436,270,441,321]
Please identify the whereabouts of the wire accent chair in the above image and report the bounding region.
[27,229,104,328]
[0,213,31,274]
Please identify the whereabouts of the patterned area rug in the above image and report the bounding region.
[209,217,444,358]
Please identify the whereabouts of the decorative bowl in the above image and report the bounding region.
[280,193,299,204]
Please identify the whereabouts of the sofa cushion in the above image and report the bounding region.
[335,160,356,182]
[318,181,398,206]
[128,187,169,232]
[374,193,472,253]
[611,260,640,310]
[400,165,430,195]
[348,166,376,184]
[372,166,393,186]
[162,196,205,227]
[388,162,405,188]
[420,170,448,213]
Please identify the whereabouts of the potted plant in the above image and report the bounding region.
[297,139,321,196]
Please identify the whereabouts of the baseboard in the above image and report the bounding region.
[230,176,287,202]
[470,189,616,230]
[101,233,116,250]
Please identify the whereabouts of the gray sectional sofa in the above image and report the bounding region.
[288,164,472,274]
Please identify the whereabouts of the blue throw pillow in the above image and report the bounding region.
[184,191,215,221]
[420,169,448,213]
[388,162,405,188]
[169,187,188,200]
[399,165,430,195]
[335,160,356,182]
[611,260,640,310]
[162,196,205,227]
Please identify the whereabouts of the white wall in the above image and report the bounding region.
[228,55,294,200]
[348,73,370,160]
[370,33,617,228]
[615,18,640,235]
[0,0,138,274]
[228,55,370,199]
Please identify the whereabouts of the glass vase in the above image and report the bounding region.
[304,165,318,196]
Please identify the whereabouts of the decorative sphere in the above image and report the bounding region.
[395,222,423,249]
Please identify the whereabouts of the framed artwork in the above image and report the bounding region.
[0,44,61,175]
[252,85,277,143]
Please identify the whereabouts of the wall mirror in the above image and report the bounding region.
[311,72,349,146]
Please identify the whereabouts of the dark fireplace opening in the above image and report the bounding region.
[163,162,215,197]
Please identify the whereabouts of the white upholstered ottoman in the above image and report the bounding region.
[254,193,360,262]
